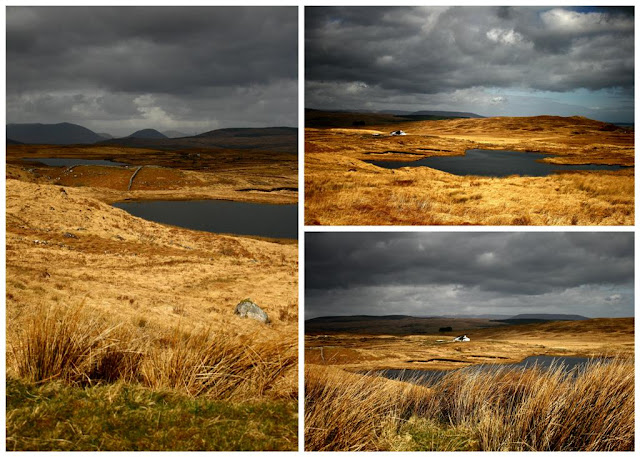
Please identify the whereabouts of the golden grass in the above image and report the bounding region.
[6,178,298,401]
[6,141,298,449]
[305,366,431,451]
[6,178,298,334]
[305,115,634,225]
[10,303,143,385]
[305,359,634,451]
[7,144,297,205]
[8,302,297,401]
[305,154,633,225]
[305,318,635,372]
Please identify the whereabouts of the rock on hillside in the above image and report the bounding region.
[234,298,270,324]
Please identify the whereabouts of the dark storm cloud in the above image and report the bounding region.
[7,7,297,135]
[305,233,634,318]
[305,6,634,121]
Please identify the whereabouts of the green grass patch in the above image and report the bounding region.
[6,378,297,451]
[390,417,477,451]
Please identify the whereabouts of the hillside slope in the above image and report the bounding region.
[7,122,104,144]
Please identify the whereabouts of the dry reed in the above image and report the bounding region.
[305,359,634,451]
[8,303,296,401]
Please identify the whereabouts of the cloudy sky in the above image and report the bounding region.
[306,6,634,123]
[306,233,634,319]
[7,7,297,136]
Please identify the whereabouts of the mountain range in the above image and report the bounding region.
[307,313,589,323]
[6,122,297,154]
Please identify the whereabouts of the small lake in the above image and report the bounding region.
[366,149,629,177]
[21,157,130,167]
[113,200,298,239]
[375,356,597,386]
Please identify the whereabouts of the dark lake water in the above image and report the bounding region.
[113,200,298,239]
[21,157,129,167]
[375,356,596,386]
[366,149,629,177]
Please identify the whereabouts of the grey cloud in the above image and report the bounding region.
[7,7,298,135]
[305,7,634,120]
[305,233,634,318]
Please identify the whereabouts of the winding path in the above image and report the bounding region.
[127,166,144,191]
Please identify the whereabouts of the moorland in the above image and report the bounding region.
[305,110,634,225]
[305,315,634,451]
[6,127,298,451]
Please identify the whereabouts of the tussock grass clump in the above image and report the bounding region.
[141,328,297,400]
[304,366,431,451]
[433,360,634,451]
[305,359,634,451]
[9,303,143,384]
[8,303,296,401]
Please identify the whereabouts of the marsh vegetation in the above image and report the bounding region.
[305,358,634,451]
[305,112,634,225]
[305,318,634,451]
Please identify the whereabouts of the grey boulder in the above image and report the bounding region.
[234,298,270,324]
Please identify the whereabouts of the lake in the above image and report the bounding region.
[366,149,629,177]
[113,200,298,239]
[375,355,597,386]
[21,157,130,167]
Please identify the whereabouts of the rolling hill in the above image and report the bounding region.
[410,109,484,118]
[128,128,168,139]
[7,122,104,145]
[100,126,298,154]
[305,315,507,335]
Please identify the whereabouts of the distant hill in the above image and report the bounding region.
[305,315,507,335]
[493,314,589,325]
[476,317,633,339]
[7,138,22,145]
[97,132,114,139]
[410,110,484,118]
[128,128,168,139]
[360,109,484,118]
[509,314,589,321]
[307,315,413,323]
[100,126,298,154]
[6,122,104,145]
[306,108,482,128]
[163,130,190,138]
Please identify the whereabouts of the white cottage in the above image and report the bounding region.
[453,334,470,342]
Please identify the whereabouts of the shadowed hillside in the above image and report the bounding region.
[7,122,105,145]
[101,127,298,154]
[306,315,507,335]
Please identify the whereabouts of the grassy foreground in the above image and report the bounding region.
[6,302,298,451]
[7,379,296,451]
[305,360,634,451]
[6,173,298,450]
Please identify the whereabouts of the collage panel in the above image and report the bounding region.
[4,3,637,454]
[304,232,634,451]
[304,6,634,226]
[6,6,298,451]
